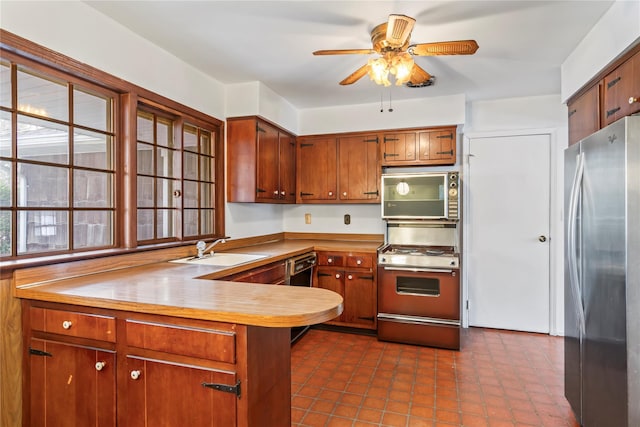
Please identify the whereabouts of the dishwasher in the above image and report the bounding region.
[285,252,316,343]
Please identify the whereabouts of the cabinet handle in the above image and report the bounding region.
[335,273,341,279]
[328,258,333,263]
[95,361,106,371]
[280,191,286,196]
[606,107,621,118]
[328,191,333,196]
[356,259,362,265]
[630,97,639,104]
[130,370,141,380]
[347,274,353,280]
[62,320,73,330]
[273,190,279,195]
[342,192,347,197]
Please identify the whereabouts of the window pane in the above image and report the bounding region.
[200,131,211,155]
[74,210,112,248]
[74,129,113,170]
[157,117,173,147]
[183,209,198,237]
[200,182,213,208]
[156,209,175,239]
[0,161,11,207]
[74,170,112,208]
[73,87,110,131]
[0,62,10,108]
[157,147,179,178]
[137,175,154,207]
[137,110,153,143]
[183,180,197,208]
[200,209,214,235]
[156,178,177,208]
[17,67,68,121]
[17,210,69,254]
[17,115,69,164]
[0,210,10,256]
[200,155,212,181]
[184,152,198,180]
[17,164,68,207]
[137,209,154,241]
[184,124,198,152]
[137,142,153,175]
[0,110,11,157]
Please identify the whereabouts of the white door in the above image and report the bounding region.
[466,133,550,333]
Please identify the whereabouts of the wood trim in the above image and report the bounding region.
[0,277,22,427]
[283,232,384,242]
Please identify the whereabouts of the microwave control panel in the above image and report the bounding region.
[447,173,459,220]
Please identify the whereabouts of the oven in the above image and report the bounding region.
[377,222,461,349]
[285,252,316,343]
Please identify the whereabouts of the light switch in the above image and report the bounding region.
[344,214,351,225]
[304,213,311,224]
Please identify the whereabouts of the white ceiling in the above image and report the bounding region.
[85,0,614,110]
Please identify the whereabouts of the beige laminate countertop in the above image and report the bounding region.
[14,239,382,328]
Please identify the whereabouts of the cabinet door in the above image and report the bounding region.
[316,268,345,322]
[418,129,456,164]
[256,121,280,201]
[297,137,337,201]
[343,271,376,328]
[603,51,640,125]
[338,135,379,201]
[381,132,416,163]
[125,357,236,427]
[29,339,116,427]
[568,84,600,145]
[279,132,296,202]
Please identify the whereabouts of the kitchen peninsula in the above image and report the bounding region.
[14,237,380,427]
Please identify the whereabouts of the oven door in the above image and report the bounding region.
[377,266,460,320]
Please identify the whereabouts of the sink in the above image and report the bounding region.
[171,253,267,267]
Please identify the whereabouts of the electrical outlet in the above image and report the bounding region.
[304,213,311,224]
[344,214,351,225]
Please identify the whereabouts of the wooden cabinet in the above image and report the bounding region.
[227,116,296,203]
[315,252,376,329]
[381,126,457,166]
[603,50,640,126]
[218,260,286,285]
[22,302,291,427]
[568,84,601,145]
[297,134,379,203]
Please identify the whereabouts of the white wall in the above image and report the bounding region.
[561,0,640,101]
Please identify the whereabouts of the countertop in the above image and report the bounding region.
[14,238,382,328]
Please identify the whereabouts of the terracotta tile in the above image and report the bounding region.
[434,408,461,424]
[311,399,336,414]
[357,407,383,423]
[362,396,386,410]
[385,399,410,414]
[382,411,409,426]
[302,410,330,426]
[292,395,314,409]
[326,417,354,427]
[407,417,434,427]
[461,413,490,427]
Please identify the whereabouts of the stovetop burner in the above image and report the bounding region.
[378,244,459,269]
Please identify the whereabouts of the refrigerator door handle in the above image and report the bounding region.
[567,152,586,335]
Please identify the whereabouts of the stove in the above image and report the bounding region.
[378,244,459,270]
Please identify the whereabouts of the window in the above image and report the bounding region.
[0,60,116,257]
[0,39,225,260]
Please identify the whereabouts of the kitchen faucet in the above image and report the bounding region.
[195,237,230,259]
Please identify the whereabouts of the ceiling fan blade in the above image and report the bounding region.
[408,64,432,85]
[409,40,479,56]
[386,14,416,48]
[339,64,370,85]
[313,49,376,55]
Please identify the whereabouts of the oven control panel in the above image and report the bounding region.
[447,172,459,220]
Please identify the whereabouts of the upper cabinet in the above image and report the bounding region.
[297,134,380,203]
[381,126,457,166]
[227,117,296,203]
[568,45,640,145]
[603,50,640,126]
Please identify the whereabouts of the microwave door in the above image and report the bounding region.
[382,173,449,219]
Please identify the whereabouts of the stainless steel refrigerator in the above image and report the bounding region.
[564,115,639,427]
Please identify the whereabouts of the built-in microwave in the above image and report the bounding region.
[381,172,460,220]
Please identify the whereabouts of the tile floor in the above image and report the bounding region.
[291,327,579,427]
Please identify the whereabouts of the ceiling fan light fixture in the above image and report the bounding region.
[390,52,414,86]
[368,57,391,86]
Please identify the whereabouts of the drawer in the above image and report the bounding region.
[317,253,344,267]
[347,254,373,268]
[30,307,116,342]
[126,320,236,364]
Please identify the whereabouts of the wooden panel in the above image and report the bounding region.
[317,253,344,267]
[0,277,22,427]
[377,318,460,350]
[227,118,258,202]
[125,356,236,427]
[279,132,296,202]
[568,84,600,145]
[126,320,236,363]
[30,307,116,342]
[343,272,376,328]
[338,134,379,202]
[221,261,286,285]
[297,136,337,201]
[346,254,373,268]
[256,121,279,201]
[603,50,640,125]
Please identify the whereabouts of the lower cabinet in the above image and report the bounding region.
[22,301,291,427]
[315,251,376,330]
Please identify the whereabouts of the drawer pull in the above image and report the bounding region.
[347,274,353,280]
[62,320,73,330]
[130,370,141,380]
[335,273,341,279]
[356,259,362,265]
[95,361,106,371]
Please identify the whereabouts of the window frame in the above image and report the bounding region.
[0,30,225,265]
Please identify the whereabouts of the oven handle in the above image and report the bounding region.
[377,313,460,327]
[383,266,454,274]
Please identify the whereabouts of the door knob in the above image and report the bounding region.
[538,235,547,242]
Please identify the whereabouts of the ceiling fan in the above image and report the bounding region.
[313,14,478,87]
